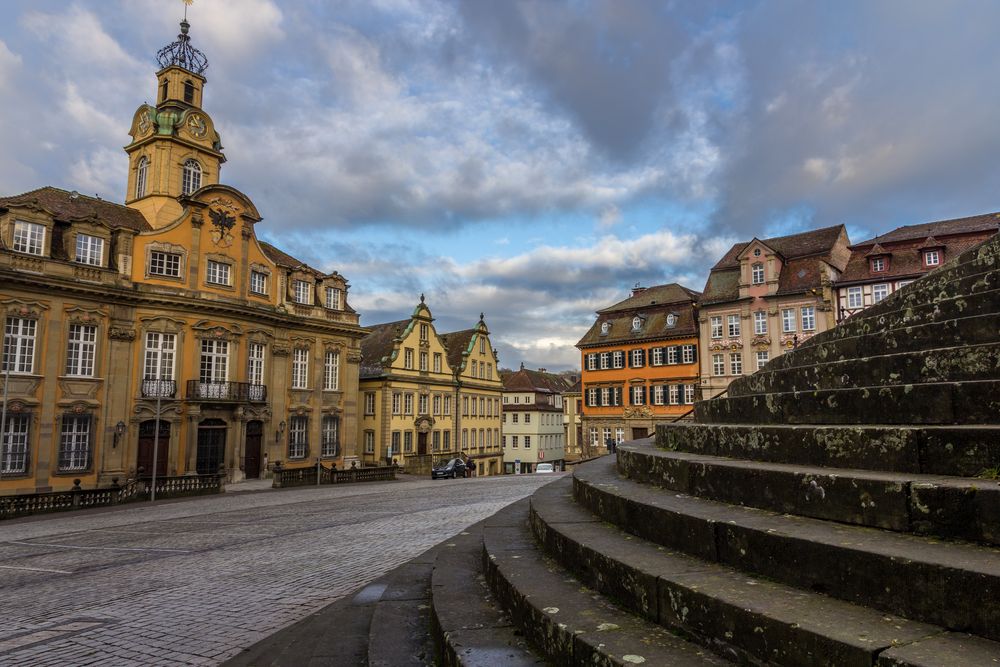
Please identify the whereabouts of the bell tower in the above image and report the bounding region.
[124,17,226,229]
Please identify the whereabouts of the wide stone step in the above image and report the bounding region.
[529,479,969,666]
[430,523,543,666]
[694,379,1000,425]
[798,285,1000,356]
[763,310,1000,378]
[728,342,1000,397]
[876,632,1000,666]
[574,458,1000,641]
[617,440,1000,545]
[655,422,1000,477]
[368,557,437,666]
[481,500,726,666]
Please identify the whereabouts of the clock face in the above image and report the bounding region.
[187,114,207,138]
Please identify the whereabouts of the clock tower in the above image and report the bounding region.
[124,18,226,229]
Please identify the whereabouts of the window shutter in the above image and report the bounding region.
[671,346,679,364]
[691,346,698,363]
[627,351,633,368]
[584,389,590,407]
[643,386,648,404]
[640,349,646,366]
[614,387,621,406]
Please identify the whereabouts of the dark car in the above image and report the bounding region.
[432,458,467,479]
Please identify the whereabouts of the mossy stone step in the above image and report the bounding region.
[728,342,1000,398]
[430,524,544,666]
[694,379,1000,425]
[530,479,946,667]
[876,632,1000,666]
[482,500,726,667]
[573,459,1000,641]
[618,440,1000,545]
[654,422,1000,477]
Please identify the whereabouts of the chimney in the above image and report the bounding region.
[538,368,546,372]
[631,282,647,297]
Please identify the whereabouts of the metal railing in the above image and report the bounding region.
[186,381,267,402]
[141,379,177,398]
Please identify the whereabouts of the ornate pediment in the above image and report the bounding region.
[2,298,50,319]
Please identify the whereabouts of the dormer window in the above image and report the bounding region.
[294,280,313,305]
[184,80,195,104]
[600,322,610,335]
[631,316,642,331]
[182,159,202,195]
[75,234,104,266]
[871,257,886,272]
[751,262,764,285]
[13,221,45,256]
[924,250,940,267]
[666,313,677,327]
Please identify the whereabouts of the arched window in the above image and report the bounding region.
[182,159,202,195]
[135,156,148,199]
[184,80,195,104]
[160,79,168,102]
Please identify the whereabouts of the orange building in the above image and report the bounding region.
[576,283,700,449]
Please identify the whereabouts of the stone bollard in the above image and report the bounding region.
[71,479,82,509]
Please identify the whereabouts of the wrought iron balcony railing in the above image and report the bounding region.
[186,380,268,403]
[141,379,177,399]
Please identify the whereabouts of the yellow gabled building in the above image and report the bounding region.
[0,18,367,496]
[358,300,503,476]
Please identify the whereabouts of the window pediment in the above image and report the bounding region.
[192,320,242,341]
[139,316,186,334]
[2,298,49,319]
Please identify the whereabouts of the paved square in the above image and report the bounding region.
[0,473,558,666]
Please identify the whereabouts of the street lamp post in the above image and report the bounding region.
[0,364,10,481]
[150,387,163,502]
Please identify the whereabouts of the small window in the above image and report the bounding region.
[135,156,149,199]
[160,79,168,102]
[801,306,816,331]
[847,287,863,309]
[600,321,610,334]
[293,280,312,305]
[710,316,722,339]
[12,221,45,256]
[75,234,104,266]
[364,392,376,415]
[756,350,769,370]
[871,257,886,273]
[433,353,442,373]
[182,159,202,195]
[420,323,428,341]
[666,313,677,327]
[753,310,767,335]
[781,308,796,333]
[924,250,940,267]
[250,270,269,295]
[149,251,182,277]
[404,348,414,370]
[631,316,642,331]
[419,351,428,372]
[184,80,195,104]
[206,260,231,286]
[873,283,890,303]
[727,314,741,337]
[751,262,764,285]
[325,287,342,310]
[753,248,761,257]
[321,416,339,457]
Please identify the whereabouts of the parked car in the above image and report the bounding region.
[535,463,555,474]
[432,458,467,479]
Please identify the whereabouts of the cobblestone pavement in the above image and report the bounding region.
[0,473,560,666]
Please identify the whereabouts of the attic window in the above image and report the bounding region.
[871,257,886,272]
[753,248,761,257]
[924,250,940,267]
[184,80,195,104]
[631,316,642,331]
[666,313,677,327]
[600,322,610,335]
[160,79,168,102]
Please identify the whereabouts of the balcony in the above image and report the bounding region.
[186,381,268,403]
[141,379,177,399]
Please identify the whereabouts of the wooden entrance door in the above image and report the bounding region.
[137,420,169,478]
[417,431,428,456]
[244,420,263,479]
[631,427,649,440]
[197,419,226,475]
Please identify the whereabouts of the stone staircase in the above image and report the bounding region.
[232,234,1000,665]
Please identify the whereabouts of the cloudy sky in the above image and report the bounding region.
[2,1,999,370]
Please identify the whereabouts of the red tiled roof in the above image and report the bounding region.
[359,319,410,378]
[857,212,1000,245]
[710,224,846,270]
[578,284,699,349]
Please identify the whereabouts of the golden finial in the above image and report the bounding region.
[183,0,193,21]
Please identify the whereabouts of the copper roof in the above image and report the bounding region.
[0,187,151,232]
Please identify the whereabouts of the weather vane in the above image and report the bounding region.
[183,0,194,21]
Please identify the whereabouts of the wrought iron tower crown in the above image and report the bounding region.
[156,19,208,74]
